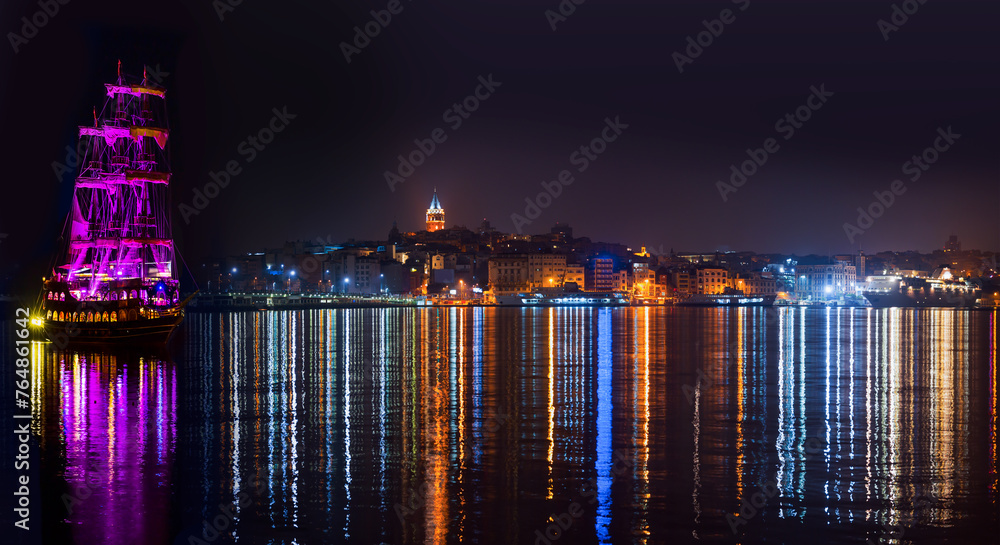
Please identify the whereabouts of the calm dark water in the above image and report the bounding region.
[24,307,1000,544]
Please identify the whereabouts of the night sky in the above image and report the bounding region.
[1,0,998,288]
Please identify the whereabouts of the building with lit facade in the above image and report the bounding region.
[585,258,616,292]
[615,270,631,293]
[764,259,797,293]
[488,255,529,296]
[633,263,657,298]
[797,262,857,300]
[326,253,383,294]
[564,265,585,289]
[834,253,866,279]
[426,189,445,232]
[487,253,568,295]
[696,267,731,294]
[527,254,567,289]
[733,272,778,296]
[670,269,695,296]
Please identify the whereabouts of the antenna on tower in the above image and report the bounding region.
[117,59,121,79]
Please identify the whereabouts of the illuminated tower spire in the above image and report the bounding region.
[426,188,445,232]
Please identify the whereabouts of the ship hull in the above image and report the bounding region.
[41,312,183,346]
[39,278,185,346]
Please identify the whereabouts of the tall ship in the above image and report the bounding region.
[862,268,980,308]
[37,64,188,344]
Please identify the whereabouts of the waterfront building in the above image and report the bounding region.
[834,252,867,279]
[564,265,585,289]
[527,254,567,289]
[633,263,657,298]
[488,255,529,296]
[670,269,695,296]
[733,272,778,296]
[797,261,857,300]
[586,258,616,292]
[764,259,797,293]
[615,270,631,293]
[696,267,731,295]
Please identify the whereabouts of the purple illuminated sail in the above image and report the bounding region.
[39,64,188,345]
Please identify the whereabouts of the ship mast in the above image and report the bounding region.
[62,64,175,299]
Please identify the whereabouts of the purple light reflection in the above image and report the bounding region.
[57,353,176,545]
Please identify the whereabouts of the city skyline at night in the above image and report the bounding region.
[1,0,998,295]
[1,2,997,545]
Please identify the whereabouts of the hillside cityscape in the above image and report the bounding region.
[195,190,1000,306]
